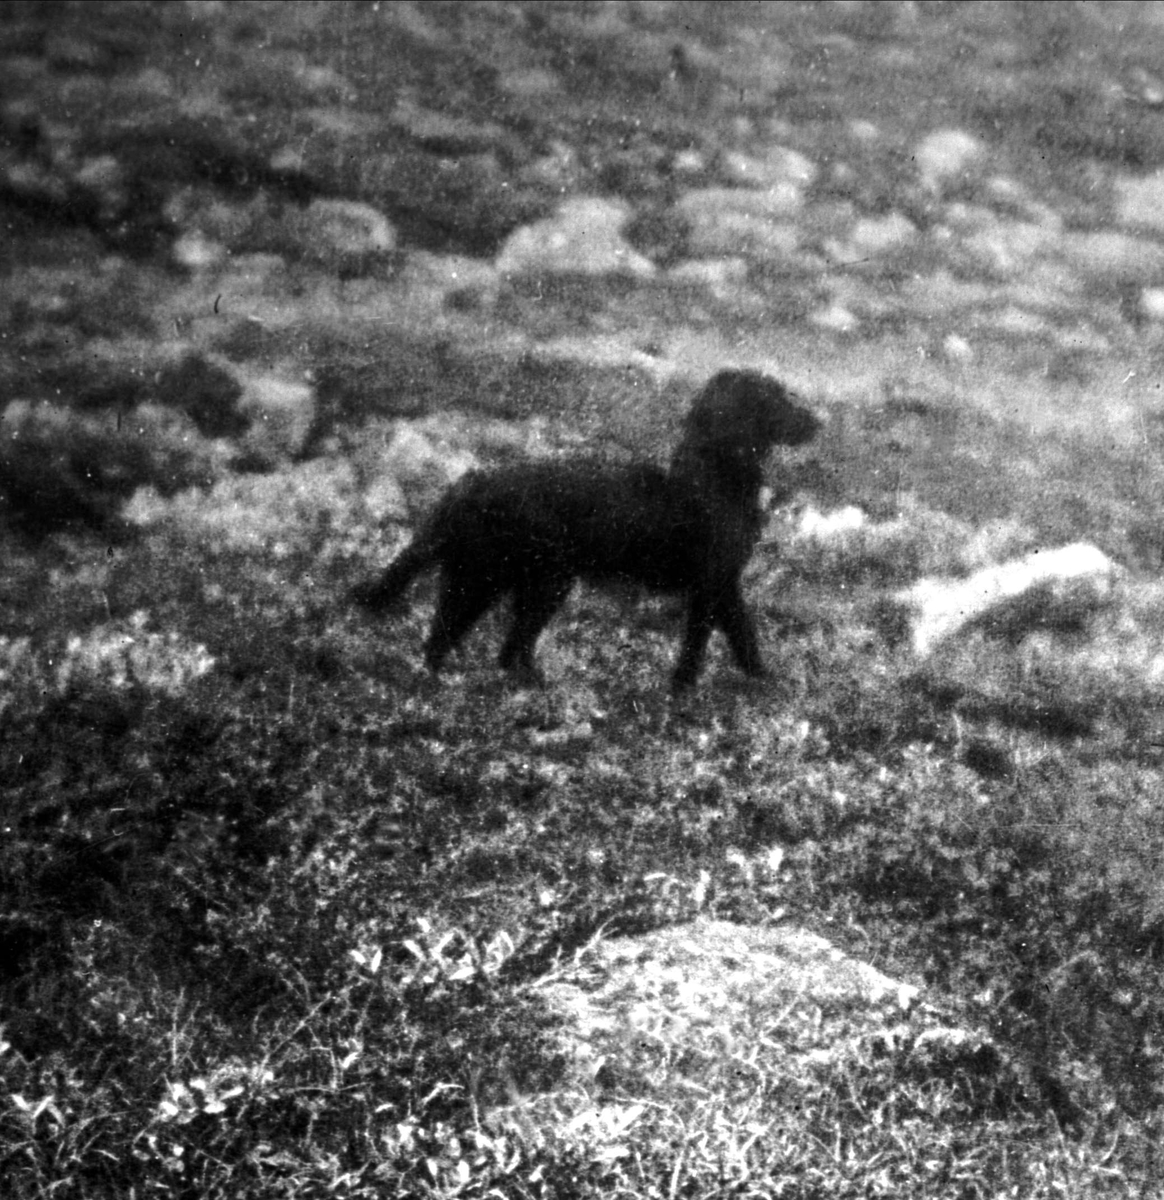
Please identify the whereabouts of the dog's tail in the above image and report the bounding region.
[350,538,436,611]
[350,478,474,611]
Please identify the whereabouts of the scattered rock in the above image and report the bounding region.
[889,543,1119,657]
[984,177,1063,229]
[672,148,707,175]
[43,32,107,72]
[1140,287,1164,321]
[676,186,803,260]
[126,458,359,555]
[71,155,127,220]
[356,423,480,520]
[359,472,409,525]
[827,211,917,263]
[667,256,750,298]
[516,917,1033,1117]
[852,212,917,255]
[389,100,509,155]
[809,301,859,333]
[719,145,816,190]
[989,306,1049,337]
[236,373,317,465]
[914,128,984,192]
[848,119,881,142]
[496,197,656,279]
[794,504,867,539]
[497,68,560,97]
[162,187,269,251]
[959,218,1055,278]
[1113,169,1164,233]
[289,198,397,274]
[523,141,583,191]
[942,333,974,363]
[787,502,1034,589]
[399,251,500,312]
[1058,230,1164,282]
[172,231,228,271]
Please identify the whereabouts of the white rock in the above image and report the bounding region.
[1114,170,1164,233]
[1059,230,1164,282]
[847,212,917,257]
[361,474,408,523]
[294,198,396,265]
[795,504,867,539]
[402,252,499,309]
[365,425,479,518]
[496,197,655,279]
[498,67,559,97]
[173,231,227,271]
[848,119,881,142]
[238,373,317,462]
[677,186,803,259]
[668,256,749,297]
[893,543,1118,657]
[1141,287,1164,322]
[720,145,816,189]
[672,148,707,175]
[962,220,1054,277]
[809,302,859,333]
[914,128,984,191]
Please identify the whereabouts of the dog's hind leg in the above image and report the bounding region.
[499,573,573,678]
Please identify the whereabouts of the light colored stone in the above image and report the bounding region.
[1114,170,1164,233]
[848,119,881,142]
[677,186,803,260]
[173,231,228,272]
[962,220,1054,277]
[985,177,1063,230]
[847,212,917,257]
[389,101,507,152]
[361,473,408,523]
[942,333,974,363]
[990,306,1048,336]
[914,128,984,191]
[1141,287,1164,321]
[292,198,396,268]
[809,302,859,333]
[496,197,656,279]
[401,252,499,310]
[1059,230,1164,282]
[795,504,867,539]
[672,148,707,175]
[720,145,816,190]
[668,256,749,297]
[892,543,1119,657]
[361,425,479,518]
[238,373,317,463]
[498,68,559,97]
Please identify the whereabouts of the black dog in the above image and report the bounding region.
[352,370,820,689]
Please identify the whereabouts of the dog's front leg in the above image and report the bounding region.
[716,586,765,677]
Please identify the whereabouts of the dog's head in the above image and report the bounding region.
[681,370,821,469]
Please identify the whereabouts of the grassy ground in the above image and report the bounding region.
[5,2,1164,1196]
